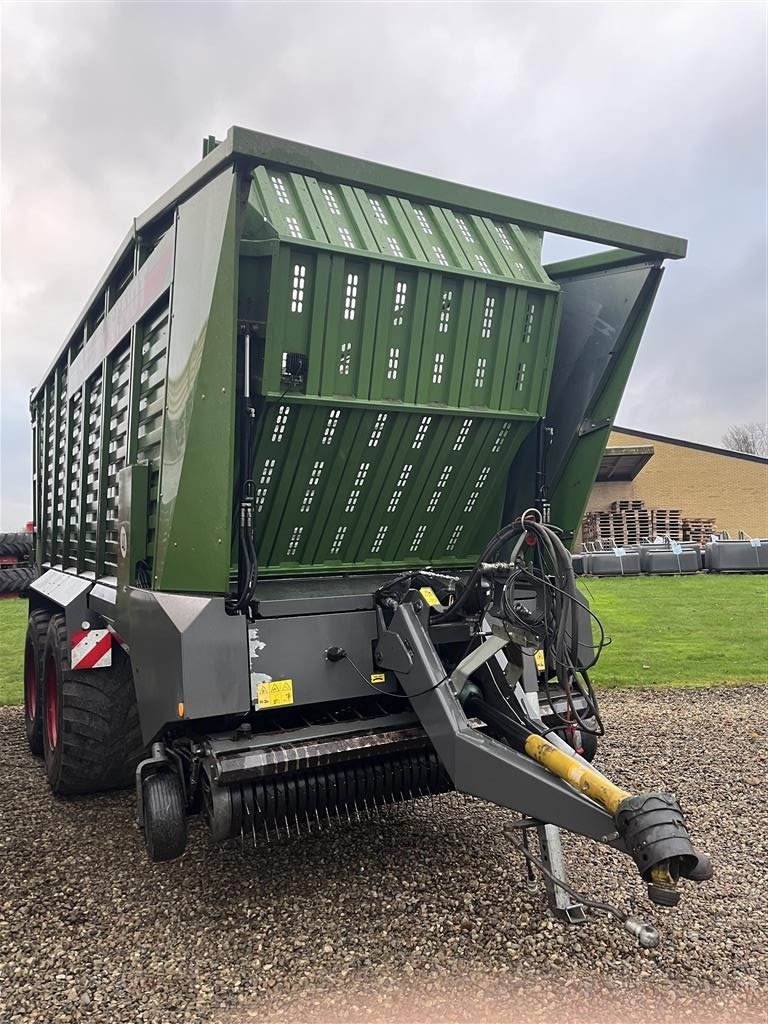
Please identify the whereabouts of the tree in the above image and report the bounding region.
[722,422,768,457]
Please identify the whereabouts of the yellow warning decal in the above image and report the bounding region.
[533,650,546,672]
[370,672,386,684]
[419,586,441,607]
[257,679,294,708]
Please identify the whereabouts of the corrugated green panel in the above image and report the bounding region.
[82,371,103,573]
[242,159,563,577]
[103,340,131,575]
[250,401,537,574]
[246,166,551,287]
[64,390,83,569]
[136,305,169,571]
[53,363,68,563]
[43,379,55,564]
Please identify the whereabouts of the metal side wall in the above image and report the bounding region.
[153,169,240,593]
[504,254,664,543]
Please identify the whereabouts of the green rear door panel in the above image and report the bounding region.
[241,164,561,576]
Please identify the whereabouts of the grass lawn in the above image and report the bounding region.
[0,575,766,705]
[581,574,768,688]
[0,599,28,706]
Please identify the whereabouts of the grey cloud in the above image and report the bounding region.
[1,1,765,528]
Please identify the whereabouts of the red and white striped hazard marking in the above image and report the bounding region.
[71,629,112,669]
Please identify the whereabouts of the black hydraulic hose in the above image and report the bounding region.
[431,519,527,624]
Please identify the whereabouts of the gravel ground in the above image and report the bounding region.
[1,686,767,1024]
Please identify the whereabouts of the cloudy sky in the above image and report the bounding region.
[1,1,765,529]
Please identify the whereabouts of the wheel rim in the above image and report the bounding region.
[44,656,58,749]
[23,644,37,721]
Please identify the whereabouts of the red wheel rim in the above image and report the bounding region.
[23,645,37,720]
[44,656,58,749]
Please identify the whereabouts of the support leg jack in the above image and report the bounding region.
[504,819,660,948]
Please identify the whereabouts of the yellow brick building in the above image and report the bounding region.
[587,426,768,538]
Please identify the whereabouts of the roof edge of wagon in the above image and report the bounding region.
[222,126,688,258]
[32,126,688,402]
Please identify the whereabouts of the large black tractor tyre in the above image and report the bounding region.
[0,567,35,597]
[42,614,146,795]
[23,609,51,756]
[0,532,33,561]
[142,772,187,862]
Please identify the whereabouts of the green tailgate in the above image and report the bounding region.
[240,167,561,574]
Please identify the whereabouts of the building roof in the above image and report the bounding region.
[597,445,655,481]
[612,426,768,466]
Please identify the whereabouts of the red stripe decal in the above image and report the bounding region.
[73,632,112,669]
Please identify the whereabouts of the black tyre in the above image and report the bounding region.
[142,772,187,862]
[42,614,146,795]
[23,609,50,756]
[0,532,33,560]
[0,567,35,596]
[578,729,598,763]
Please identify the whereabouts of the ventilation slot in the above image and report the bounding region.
[345,462,371,513]
[524,304,536,343]
[393,281,408,326]
[455,218,475,244]
[446,524,464,552]
[271,405,290,444]
[387,236,403,257]
[439,291,453,333]
[369,196,388,225]
[432,353,445,385]
[330,525,347,556]
[494,224,514,252]
[368,413,388,447]
[474,357,487,388]
[338,226,354,248]
[371,525,389,554]
[491,422,512,453]
[474,254,491,274]
[432,245,448,267]
[322,186,341,215]
[255,458,276,513]
[516,362,527,390]
[412,416,432,449]
[387,347,400,380]
[453,418,473,451]
[286,216,302,238]
[414,208,433,235]
[300,461,325,513]
[321,409,341,445]
[481,296,496,339]
[338,343,352,376]
[387,465,413,513]
[464,466,490,513]
[426,466,453,513]
[272,175,290,205]
[344,273,358,320]
[410,524,427,553]
[286,526,303,557]
[290,264,306,313]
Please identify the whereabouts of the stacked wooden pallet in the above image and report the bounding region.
[652,508,683,540]
[582,501,687,545]
[683,517,718,545]
[582,504,652,546]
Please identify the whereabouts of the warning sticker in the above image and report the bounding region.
[533,649,546,673]
[419,586,441,607]
[256,679,294,709]
[370,672,386,684]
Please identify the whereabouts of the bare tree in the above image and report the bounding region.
[722,421,768,457]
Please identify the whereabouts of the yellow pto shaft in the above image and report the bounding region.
[524,733,631,816]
